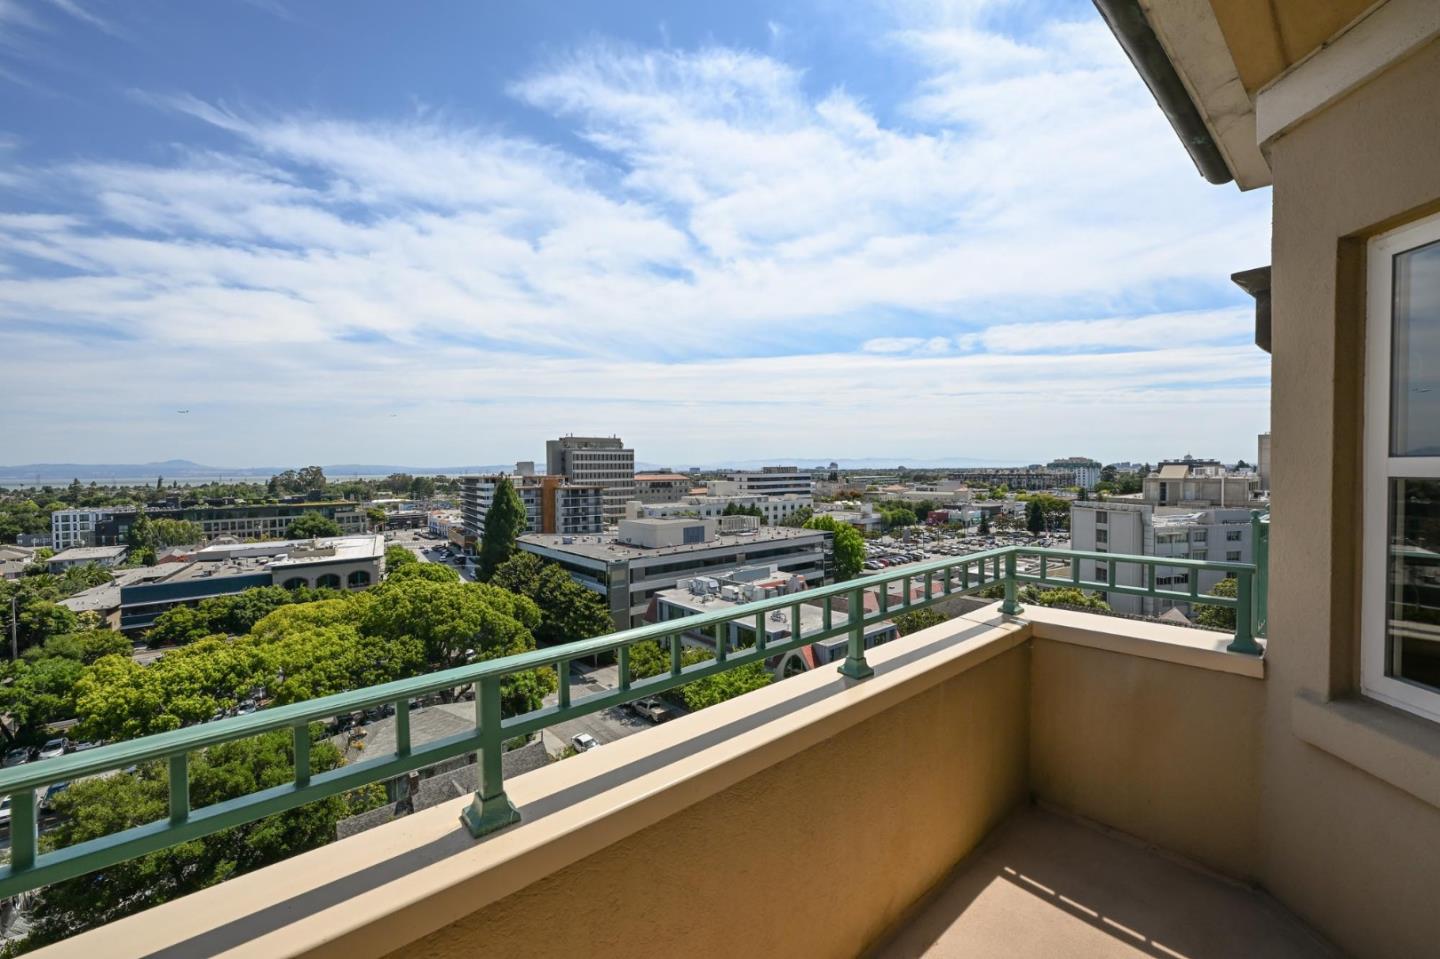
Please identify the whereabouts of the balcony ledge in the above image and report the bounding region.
[34,605,1265,959]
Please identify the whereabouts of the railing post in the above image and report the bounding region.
[460,675,521,838]
[839,586,874,680]
[1252,510,1269,638]
[1227,570,1263,655]
[1000,550,1024,616]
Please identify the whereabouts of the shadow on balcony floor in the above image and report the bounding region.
[871,807,1341,959]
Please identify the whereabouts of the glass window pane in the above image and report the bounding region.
[1391,238,1440,455]
[1386,479,1440,692]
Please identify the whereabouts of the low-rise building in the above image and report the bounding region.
[632,473,692,504]
[46,545,128,571]
[624,492,812,526]
[518,522,830,630]
[112,534,387,632]
[0,544,36,580]
[716,466,813,497]
[53,501,368,548]
[1143,459,1263,508]
[946,467,1070,491]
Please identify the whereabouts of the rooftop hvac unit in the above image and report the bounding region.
[770,611,785,622]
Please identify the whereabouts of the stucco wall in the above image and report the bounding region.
[1264,36,1440,959]
[384,644,1030,959]
[1029,639,1264,879]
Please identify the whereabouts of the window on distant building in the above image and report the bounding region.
[1095,511,1108,524]
[1226,529,1243,541]
[1227,551,1242,562]
[1363,212,1440,722]
[1096,529,1108,544]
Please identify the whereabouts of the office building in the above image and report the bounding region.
[714,467,812,498]
[624,492,812,527]
[545,436,636,525]
[632,473,692,504]
[1070,502,1253,617]
[459,474,604,539]
[518,520,829,630]
[946,467,1069,491]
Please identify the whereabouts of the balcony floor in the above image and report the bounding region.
[873,808,1339,959]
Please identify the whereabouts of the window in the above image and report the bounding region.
[1363,212,1440,722]
[1227,551,1242,562]
[1095,511,1107,525]
[1095,529,1108,544]
[1226,529,1243,542]
[1193,530,1207,543]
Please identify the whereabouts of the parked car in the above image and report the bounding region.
[3,747,31,768]
[630,698,668,724]
[40,782,68,812]
[571,733,599,752]
[69,740,100,753]
[37,737,68,760]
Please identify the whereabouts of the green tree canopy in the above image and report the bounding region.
[1195,576,1238,630]
[893,608,946,635]
[490,552,613,645]
[286,512,342,539]
[803,515,864,581]
[384,544,418,569]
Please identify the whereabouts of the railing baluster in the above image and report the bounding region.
[460,675,521,838]
[292,726,311,788]
[1001,550,1023,615]
[902,575,911,609]
[669,635,682,676]
[1107,559,1117,592]
[714,622,727,662]
[394,700,411,757]
[1038,555,1048,584]
[790,603,801,642]
[839,586,874,679]
[169,754,190,824]
[1228,570,1262,655]
[618,645,631,691]
[755,611,766,652]
[557,659,571,709]
[10,789,36,872]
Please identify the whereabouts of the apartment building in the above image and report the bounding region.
[52,502,366,547]
[717,466,812,497]
[1046,457,1103,490]
[518,519,829,630]
[544,436,636,525]
[624,491,812,526]
[1070,501,1253,617]
[458,474,603,538]
[1143,460,1262,508]
[632,473,692,504]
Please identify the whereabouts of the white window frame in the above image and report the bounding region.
[1362,210,1440,723]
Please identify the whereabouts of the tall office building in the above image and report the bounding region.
[545,436,636,526]
[459,474,603,538]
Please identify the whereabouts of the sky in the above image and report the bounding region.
[0,0,1272,468]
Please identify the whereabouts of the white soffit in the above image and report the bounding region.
[1256,0,1440,147]
[1140,0,1272,190]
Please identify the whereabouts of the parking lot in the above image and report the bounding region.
[387,528,476,581]
[862,528,1070,573]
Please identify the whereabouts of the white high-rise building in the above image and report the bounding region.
[718,467,812,497]
[545,436,636,526]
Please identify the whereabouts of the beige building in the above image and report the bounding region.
[631,472,691,504]
[545,436,636,525]
[1142,460,1262,507]
[22,6,1440,959]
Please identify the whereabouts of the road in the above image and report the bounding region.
[386,528,475,581]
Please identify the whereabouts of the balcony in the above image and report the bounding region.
[0,533,1379,958]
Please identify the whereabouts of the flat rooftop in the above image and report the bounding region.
[519,525,824,563]
[48,545,128,562]
[195,534,384,566]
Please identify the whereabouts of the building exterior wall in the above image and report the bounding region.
[460,475,603,539]
[723,467,812,497]
[1260,35,1440,959]
[628,493,812,526]
[545,437,636,526]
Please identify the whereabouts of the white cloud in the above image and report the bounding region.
[0,0,1272,464]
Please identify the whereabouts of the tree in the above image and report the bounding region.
[408,476,437,499]
[19,729,382,950]
[366,507,387,531]
[477,476,526,580]
[802,515,865,581]
[978,513,991,536]
[1195,576,1238,630]
[1019,586,1111,611]
[1026,500,1045,534]
[296,466,328,491]
[149,519,204,548]
[286,512,342,539]
[386,561,461,583]
[678,661,771,711]
[385,544,418,570]
[490,552,613,646]
[893,609,946,635]
[780,506,814,528]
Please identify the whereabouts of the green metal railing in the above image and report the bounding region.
[0,542,1266,898]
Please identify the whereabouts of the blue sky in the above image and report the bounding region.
[0,0,1271,467]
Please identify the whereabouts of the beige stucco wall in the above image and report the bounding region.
[385,644,1030,959]
[1029,639,1264,879]
[1263,35,1440,959]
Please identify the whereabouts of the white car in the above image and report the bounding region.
[38,737,68,760]
[571,733,599,752]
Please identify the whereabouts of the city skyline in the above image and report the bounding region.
[1,0,1269,464]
